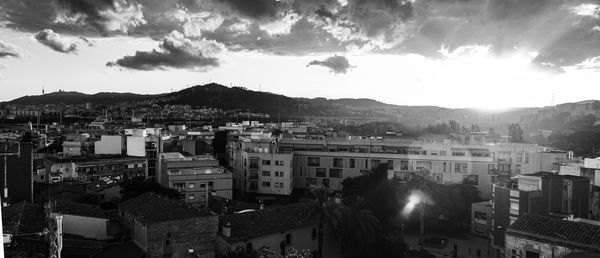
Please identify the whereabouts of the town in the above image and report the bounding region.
[1,90,600,258]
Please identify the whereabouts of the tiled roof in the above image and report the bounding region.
[220,202,318,243]
[52,201,106,219]
[507,214,600,250]
[2,202,47,235]
[119,192,213,223]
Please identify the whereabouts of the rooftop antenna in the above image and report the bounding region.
[42,85,45,95]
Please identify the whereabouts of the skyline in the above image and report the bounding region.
[1,0,600,108]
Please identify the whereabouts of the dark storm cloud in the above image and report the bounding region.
[34,29,78,53]
[4,0,600,70]
[107,31,222,70]
[307,55,353,74]
[0,41,22,58]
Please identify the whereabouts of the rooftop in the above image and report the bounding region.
[220,202,318,243]
[47,154,145,163]
[507,214,600,251]
[119,192,214,223]
[2,202,47,235]
[51,201,106,219]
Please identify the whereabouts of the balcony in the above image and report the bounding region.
[249,173,259,180]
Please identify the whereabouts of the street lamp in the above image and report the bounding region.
[402,192,430,242]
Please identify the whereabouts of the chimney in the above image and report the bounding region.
[222,222,231,237]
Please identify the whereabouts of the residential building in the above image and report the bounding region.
[217,202,319,257]
[505,214,600,257]
[62,134,95,156]
[159,153,233,208]
[119,192,219,258]
[125,128,160,180]
[471,200,493,238]
[491,173,591,251]
[228,134,294,197]
[279,133,564,199]
[45,154,147,183]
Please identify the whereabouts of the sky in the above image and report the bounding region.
[1,0,600,109]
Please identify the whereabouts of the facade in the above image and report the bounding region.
[159,153,233,208]
[492,173,591,251]
[471,200,493,238]
[217,203,318,257]
[95,135,125,155]
[505,214,600,258]
[119,192,219,258]
[228,136,294,197]
[279,134,565,199]
[49,201,109,240]
[45,154,147,183]
[62,134,95,156]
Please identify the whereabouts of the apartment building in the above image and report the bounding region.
[278,133,565,198]
[491,173,591,251]
[62,134,95,156]
[159,153,232,208]
[228,134,294,197]
[45,154,147,183]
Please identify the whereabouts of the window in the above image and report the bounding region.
[455,163,468,173]
[275,182,284,188]
[275,171,284,177]
[516,152,523,163]
[208,181,214,187]
[188,183,195,189]
[329,168,342,178]
[322,178,329,188]
[276,160,284,166]
[333,158,343,168]
[312,228,317,240]
[349,159,355,168]
[371,159,381,169]
[262,181,271,187]
[249,159,259,169]
[443,162,447,173]
[524,153,529,163]
[516,164,521,174]
[286,233,292,245]
[173,183,185,191]
[314,168,325,177]
[452,151,465,156]
[165,240,171,246]
[359,170,371,176]
[387,160,394,170]
[307,157,320,166]
[305,178,316,187]
[262,171,271,176]
[188,194,195,200]
[262,160,271,165]
[400,160,409,171]
[488,164,497,174]
[200,183,206,188]
[440,151,446,156]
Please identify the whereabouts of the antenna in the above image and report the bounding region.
[42,86,45,95]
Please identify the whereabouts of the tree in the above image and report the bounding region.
[508,123,524,143]
[308,185,330,258]
[337,197,381,258]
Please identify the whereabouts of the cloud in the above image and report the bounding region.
[107,30,223,71]
[307,55,353,73]
[0,41,22,58]
[34,29,78,53]
[53,0,146,34]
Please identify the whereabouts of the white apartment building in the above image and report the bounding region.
[159,153,233,208]
[278,134,566,199]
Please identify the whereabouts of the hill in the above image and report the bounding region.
[8,91,162,105]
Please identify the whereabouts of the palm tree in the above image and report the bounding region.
[308,185,331,258]
[337,196,380,258]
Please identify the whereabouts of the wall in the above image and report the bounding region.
[243,152,294,195]
[505,234,580,258]
[54,213,108,240]
[127,136,146,157]
[95,135,124,155]
[219,224,318,257]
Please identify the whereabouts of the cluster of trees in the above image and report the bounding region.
[508,123,524,143]
[545,115,600,156]
[309,164,482,258]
